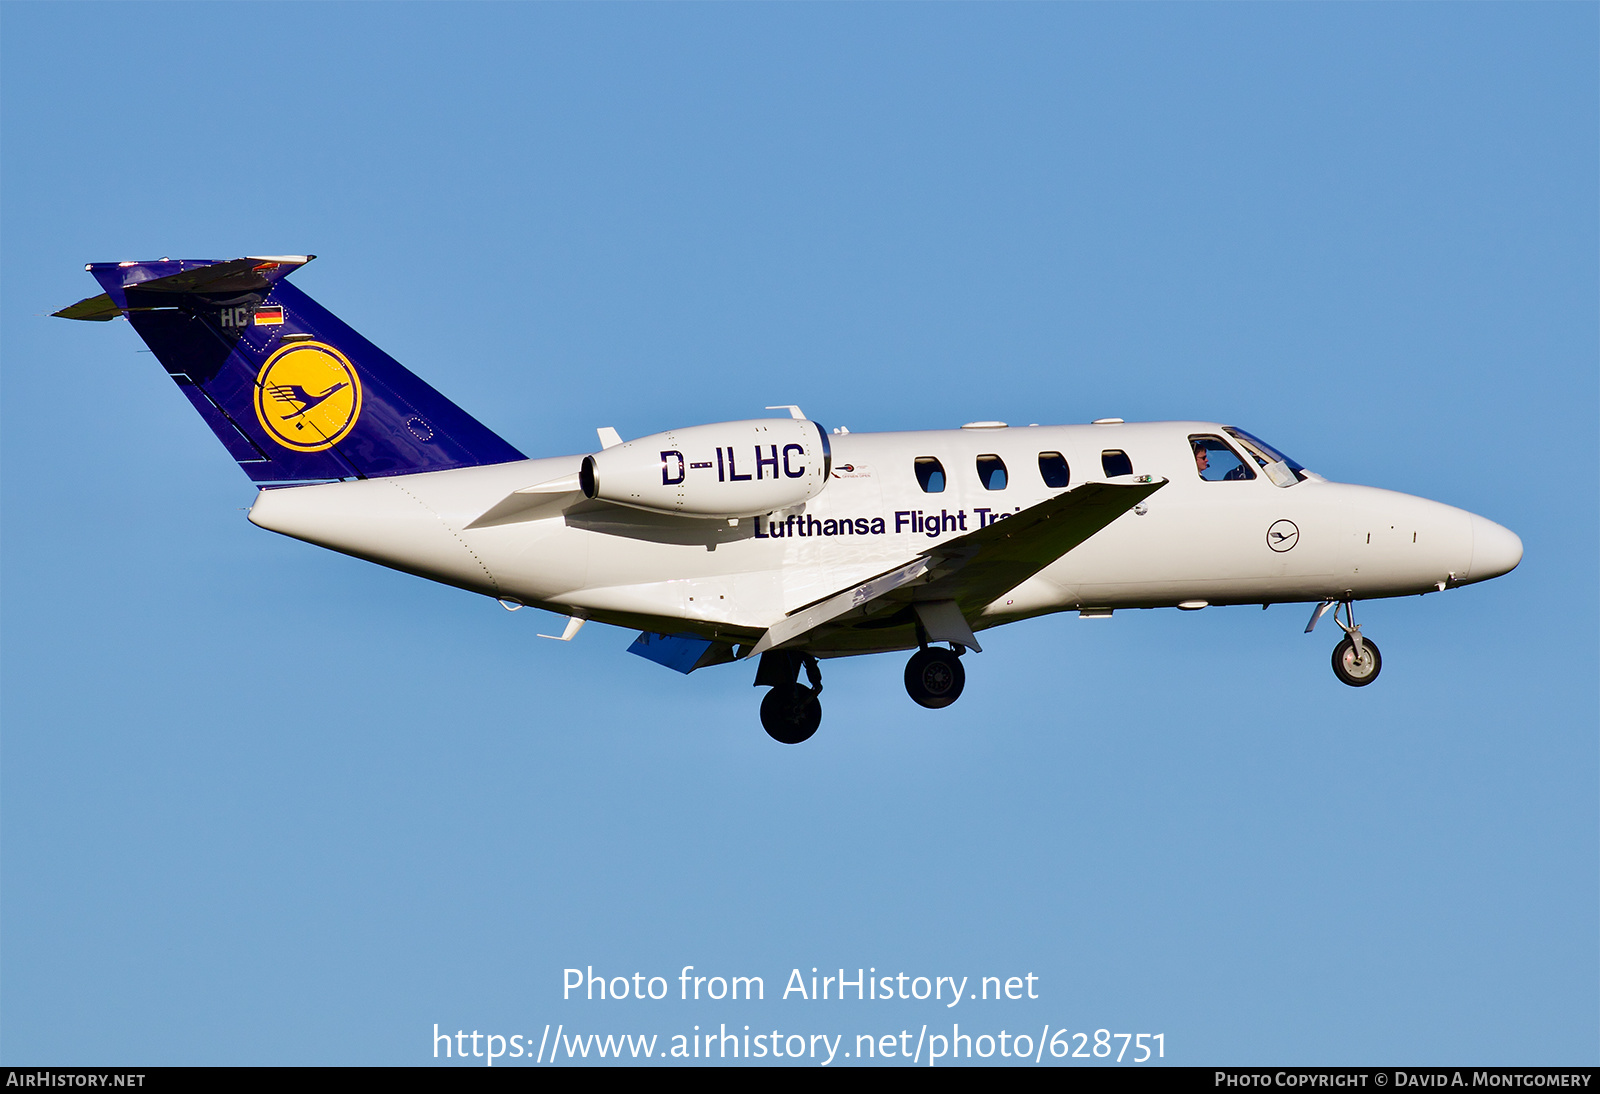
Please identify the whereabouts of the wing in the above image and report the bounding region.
[916,477,1166,613]
[747,476,1166,656]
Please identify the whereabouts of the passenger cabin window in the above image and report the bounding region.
[1101,450,1132,478]
[1189,435,1256,482]
[914,457,946,493]
[1038,452,1070,488]
[976,454,1007,490]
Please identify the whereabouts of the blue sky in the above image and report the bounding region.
[3,2,1595,1066]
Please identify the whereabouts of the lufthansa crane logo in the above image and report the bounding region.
[1267,519,1300,552]
[253,341,363,452]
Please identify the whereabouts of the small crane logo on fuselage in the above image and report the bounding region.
[1267,519,1300,552]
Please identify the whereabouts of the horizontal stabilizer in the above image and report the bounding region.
[52,294,123,322]
[55,257,315,321]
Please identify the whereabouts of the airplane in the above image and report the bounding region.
[56,255,1524,744]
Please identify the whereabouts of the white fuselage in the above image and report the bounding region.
[247,420,1522,655]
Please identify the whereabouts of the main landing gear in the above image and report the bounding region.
[754,651,823,744]
[1310,598,1382,687]
[753,639,973,743]
[905,645,966,709]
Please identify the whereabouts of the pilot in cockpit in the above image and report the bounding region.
[1193,437,1254,481]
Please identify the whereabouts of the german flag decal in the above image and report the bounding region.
[254,306,284,326]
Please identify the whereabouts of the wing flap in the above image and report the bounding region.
[746,556,932,657]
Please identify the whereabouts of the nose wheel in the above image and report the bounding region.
[1318,599,1382,687]
[905,646,966,708]
[1332,635,1382,686]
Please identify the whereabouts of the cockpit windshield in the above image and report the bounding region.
[1223,426,1307,487]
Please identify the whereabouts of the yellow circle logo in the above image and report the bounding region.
[253,342,363,452]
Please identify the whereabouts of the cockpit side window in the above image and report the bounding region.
[1101,450,1132,478]
[1189,435,1256,482]
[1224,426,1307,487]
[1038,451,1070,488]
[976,454,1007,490]
[914,457,946,493]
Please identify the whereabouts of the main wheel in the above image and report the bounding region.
[1332,635,1382,687]
[905,647,966,709]
[760,683,822,743]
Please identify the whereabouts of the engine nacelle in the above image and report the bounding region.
[580,418,832,518]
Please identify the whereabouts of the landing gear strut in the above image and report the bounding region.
[905,645,966,708]
[1328,599,1381,687]
[754,651,823,743]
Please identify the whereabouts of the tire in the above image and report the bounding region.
[1332,636,1382,687]
[904,647,966,709]
[760,683,822,744]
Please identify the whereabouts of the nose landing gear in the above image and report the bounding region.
[1332,634,1381,686]
[1319,599,1382,687]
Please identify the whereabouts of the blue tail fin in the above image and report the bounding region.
[56,257,525,483]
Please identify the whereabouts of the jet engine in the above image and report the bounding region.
[580,418,832,518]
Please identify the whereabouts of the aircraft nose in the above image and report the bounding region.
[1467,513,1523,582]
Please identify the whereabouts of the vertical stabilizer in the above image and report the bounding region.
[57,257,525,483]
